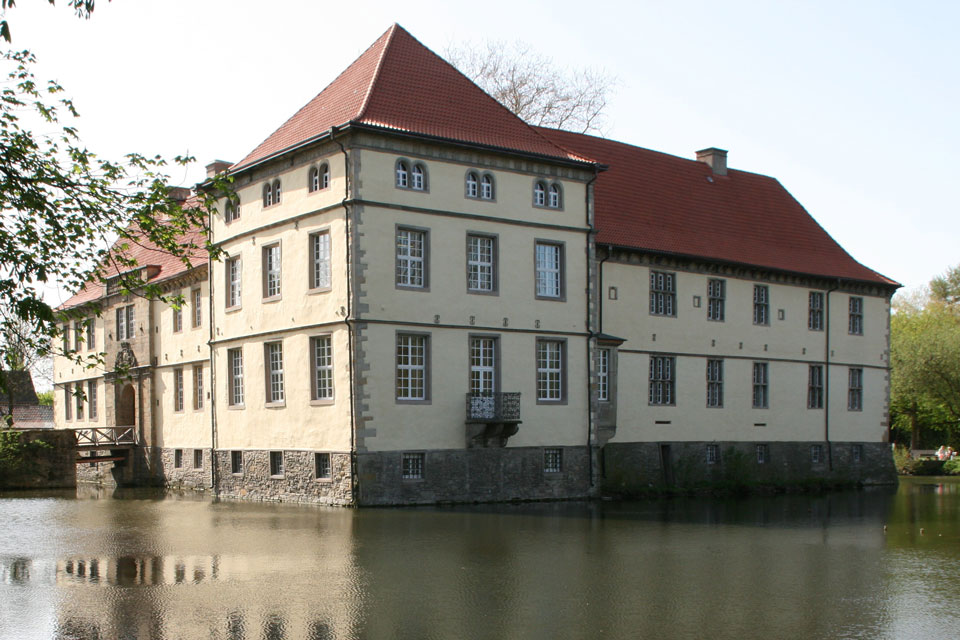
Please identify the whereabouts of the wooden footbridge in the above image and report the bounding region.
[73,426,137,464]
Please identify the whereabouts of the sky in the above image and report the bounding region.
[8,0,959,300]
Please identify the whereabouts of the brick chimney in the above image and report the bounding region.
[205,159,233,178]
[696,148,728,176]
[167,186,191,203]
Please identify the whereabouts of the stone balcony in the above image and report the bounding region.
[465,392,521,448]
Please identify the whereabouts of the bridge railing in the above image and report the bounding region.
[74,426,137,448]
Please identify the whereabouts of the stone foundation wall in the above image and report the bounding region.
[602,441,897,496]
[356,446,592,506]
[156,447,210,490]
[214,450,353,506]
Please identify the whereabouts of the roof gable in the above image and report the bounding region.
[537,128,896,286]
[234,24,584,170]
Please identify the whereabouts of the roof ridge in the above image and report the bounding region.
[355,23,400,123]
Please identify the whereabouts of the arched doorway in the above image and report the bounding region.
[117,384,136,427]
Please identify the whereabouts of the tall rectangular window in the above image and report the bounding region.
[402,452,424,479]
[396,228,426,288]
[848,367,863,411]
[849,296,863,335]
[88,380,97,419]
[75,385,84,420]
[706,359,723,408]
[311,335,334,401]
[544,448,563,473]
[649,271,676,316]
[226,257,242,308]
[174,449,183,468]
[808,292,824,331]
[173,368,184,412]
[265,342,285,404]
[753,285,769,325]
[269,451,284,477]
[73,321,82,351]
[597,348,610,402]
[86,318,95,351]
[193,365,204,410]
[61,324,69,354]
[808,365,824,409]
[64,383,71,420]
[752,362,769,408]
[310,231,332,290]
[470,337,497,395]
[811,444,823,464]
[172,303,183,333]
[396,334,427,401]
[227,348,244,406]
[707,279,725,321]
[315,452,331,479]
[263,243,281,299]
[192,288,202,328]
[536,339,564,402]
[116,305,135,340]
[648,356,675,406]
[230,451,243,474]
[467,234,496,293]
[706,444,719,465]
[535,242,563,299]
[756,444,768,464]
[193,449,203,469]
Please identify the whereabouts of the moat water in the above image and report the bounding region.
[1,477,959,640]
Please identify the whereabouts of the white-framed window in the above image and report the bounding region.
[548,184,562,208]
[848,367,863,411]
[263,243,281,299]
[536,339,564,402]
[311,335,334,401]
[192,288,202,328]
[270,450,285,477]
[173,368,184,412]
[469,337,497,396]
[193,449,203,469]
[315,452,331,479]
[402,452,424,479]
[396,334,428,401]
[309,164,330,192]
[706,444,719,465]
[396,228,426,288]
[534,181,546,206]
[481,174,494,200]
[193,365,204,410]
[226,256,242,308]
[396,160,409,188]
[649,271,676,316]
[706,359,723,408]
[811,444,823,464]
[73,320,82,351]
[265,341,285,404]
[174,449,183,468]
[808,292,824,331]
[230,451,243,475]
[466,172,478,198]
[535,241,563,299]
[116,305,135,341]
[64,383,71,421]
[544,448,563,473]
[75,384,84,420]
[752,362,769,408]
[707,279,725,321]
[172,303,183,333]
[227,347,244,406]
[411,163,426,190]
[753,285,769,325]
[649,356,675,406]
[849,296,864,335]
[310,231,332,290]
[598,348,610,402]
[88,380,97,419]
[86,318,95,351]
[262,180,280,207]
[808,365,824,409]
[467,234,496,293]
[225,200,240,223]
[756,444,768,464]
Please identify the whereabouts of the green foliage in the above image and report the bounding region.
[893,444,912,473]
[899,458,946,476]
[0,429,50,482]
[930,264,960,307]
[943,458,960,475]
[35,390,52,406]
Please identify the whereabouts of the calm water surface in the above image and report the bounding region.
[1,478,959,640]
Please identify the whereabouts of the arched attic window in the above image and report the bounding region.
[272,179,281,204]
[309,166,320,193]
[263,183,273,207]
[549,183,562,208]
[466,172,479,198]
[411,163,426,191]
[534,181,546,207]
[321,164,330,189]
[481,174,494,200]
[396,160,409,188]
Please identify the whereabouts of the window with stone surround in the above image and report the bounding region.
[402,452,424,479]
[808,291,824,331]
[173,368,184,412]
[649,356,675,406]
[227,348,244,407]
[262,243,281,300]
[311,335,333,401]
[193,365,204,410]
[753,285,769,326]
[265,342,285,405]
[808,365,824,409]
[848,367,863,411]
[649,271,676,317]
[396,334,428,402]
[752,362,769,408]
[396,228,427,289]
[315,452,331,480]
[309,231,332,291]
[231,450,243,475]
[706,359,723,408]
[536,339,565,403]
[174,449,183,468]
[86,318,95,351]
[226,256,242,309]
[116,305,135,340]
[88,380,97,419]
[544,448,563,473]
[269,450,284,477]
[811,444,823,464]
[707,279,725,321]
[849,296,864,335]
[535,241,563,299]
[598,348,610,402]
[172,302,183,333]
[64,383,71,420]
[193,449,203,469]
[192,288,202,328]
[757,444,768,464]
[706,444,719,465]
[467,234,496,293]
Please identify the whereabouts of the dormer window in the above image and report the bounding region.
[534,181,546,206]
[466,172,478,198]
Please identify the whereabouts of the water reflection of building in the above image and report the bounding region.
[53,23,898,507]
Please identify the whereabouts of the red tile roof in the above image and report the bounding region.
[233,24,586,170]
[60,213,207,310]
[537,128,897,286]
